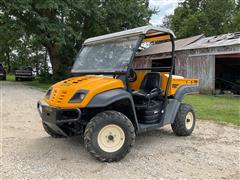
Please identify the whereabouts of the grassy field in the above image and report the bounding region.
[25,80,53,90]
[184,95,240,125]
[6,74,15,81]
[7,74,53,90]
[6,74,240,125]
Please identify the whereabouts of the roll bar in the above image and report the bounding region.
[126,33,176,114]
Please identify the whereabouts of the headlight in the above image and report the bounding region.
[69,90,88,103]
[45,87,52,99]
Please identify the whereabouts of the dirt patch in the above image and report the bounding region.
[1,81,239,179]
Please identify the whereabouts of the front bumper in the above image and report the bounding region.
[37,100,81,136]
[15,75,33,78]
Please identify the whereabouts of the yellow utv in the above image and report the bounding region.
[37,26,199,162]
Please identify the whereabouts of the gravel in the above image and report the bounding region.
[1,81,239,179]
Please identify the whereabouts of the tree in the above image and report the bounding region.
[162,0,238,38]
[232,0,240,31]
[1,0,154,80]
[0,10,23,72]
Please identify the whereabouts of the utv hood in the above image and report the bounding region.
[45,76,125,108]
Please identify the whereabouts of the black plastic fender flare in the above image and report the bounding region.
[87,89,139,130]
[174,85,199,101]
[162,85,199,126]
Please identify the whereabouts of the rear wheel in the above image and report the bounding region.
[84,111,135,162]
[171,103,196,136]
[42,122,64,138]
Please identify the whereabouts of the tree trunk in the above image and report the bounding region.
[6,47,11,73]
[47,44,60,80]
[43,48,48,74]
[47,43,71,81]
[35,48,39,76]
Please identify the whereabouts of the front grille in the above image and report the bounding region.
[50,89,58,103]
[50,89,68,104]
[15,71,32,75]
[57,109,80,121]
[56,91,67,103]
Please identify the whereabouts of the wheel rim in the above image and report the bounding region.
[185,112,194,130]
[97,124,125,153]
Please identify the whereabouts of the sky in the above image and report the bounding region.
[149,0,184,26]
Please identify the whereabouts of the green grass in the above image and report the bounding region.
[24,80,53,90]
[7,74,52,90]
[184,95,240,125]
[6,74,15,81]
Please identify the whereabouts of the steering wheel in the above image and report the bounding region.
[128,69,137,82]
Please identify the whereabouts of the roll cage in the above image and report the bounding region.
[72,25,176,99]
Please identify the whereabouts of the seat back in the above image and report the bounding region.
[140,72,161,93]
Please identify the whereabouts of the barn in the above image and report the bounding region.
[135,33,240,94]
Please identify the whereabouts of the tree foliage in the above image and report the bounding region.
[232,0,240,31]
[0,0,153,80]
[162,0,239,38]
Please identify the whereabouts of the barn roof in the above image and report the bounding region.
[137,34,204,56]
[182,32,240,50]
[137,32,240,57]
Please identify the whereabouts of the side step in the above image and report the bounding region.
[138,122,163,133]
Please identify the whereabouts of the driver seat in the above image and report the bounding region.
[133,72,162,106]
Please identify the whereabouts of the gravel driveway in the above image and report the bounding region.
[1,81,239,179]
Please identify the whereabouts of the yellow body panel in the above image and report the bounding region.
[43,73,198,109]
[161,73,198,96]
[44,76,124,108]
[128,70,148,90]
[129,71,198,96]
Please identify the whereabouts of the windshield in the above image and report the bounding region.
[71,36,139,73]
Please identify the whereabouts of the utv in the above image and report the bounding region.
[37,26,199,162]
[15,66,34,81]
[0,64,6,80]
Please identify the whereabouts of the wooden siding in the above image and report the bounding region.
[133,56,152,68]
[175,51,215,93]
[135,44,240,93]
[187,55,215,93]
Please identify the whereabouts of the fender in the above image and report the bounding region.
[162,99,181,125]
[174,85,199,101]
[87,89,139,130]
[163,85,199,126]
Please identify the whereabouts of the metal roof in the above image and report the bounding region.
[182,32,240,50]
[136,32,240,57]
[83,26,176,45]
[137,34,204,56]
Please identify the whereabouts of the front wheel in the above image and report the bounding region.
[171,103,196,136]
[84,111,135,162]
